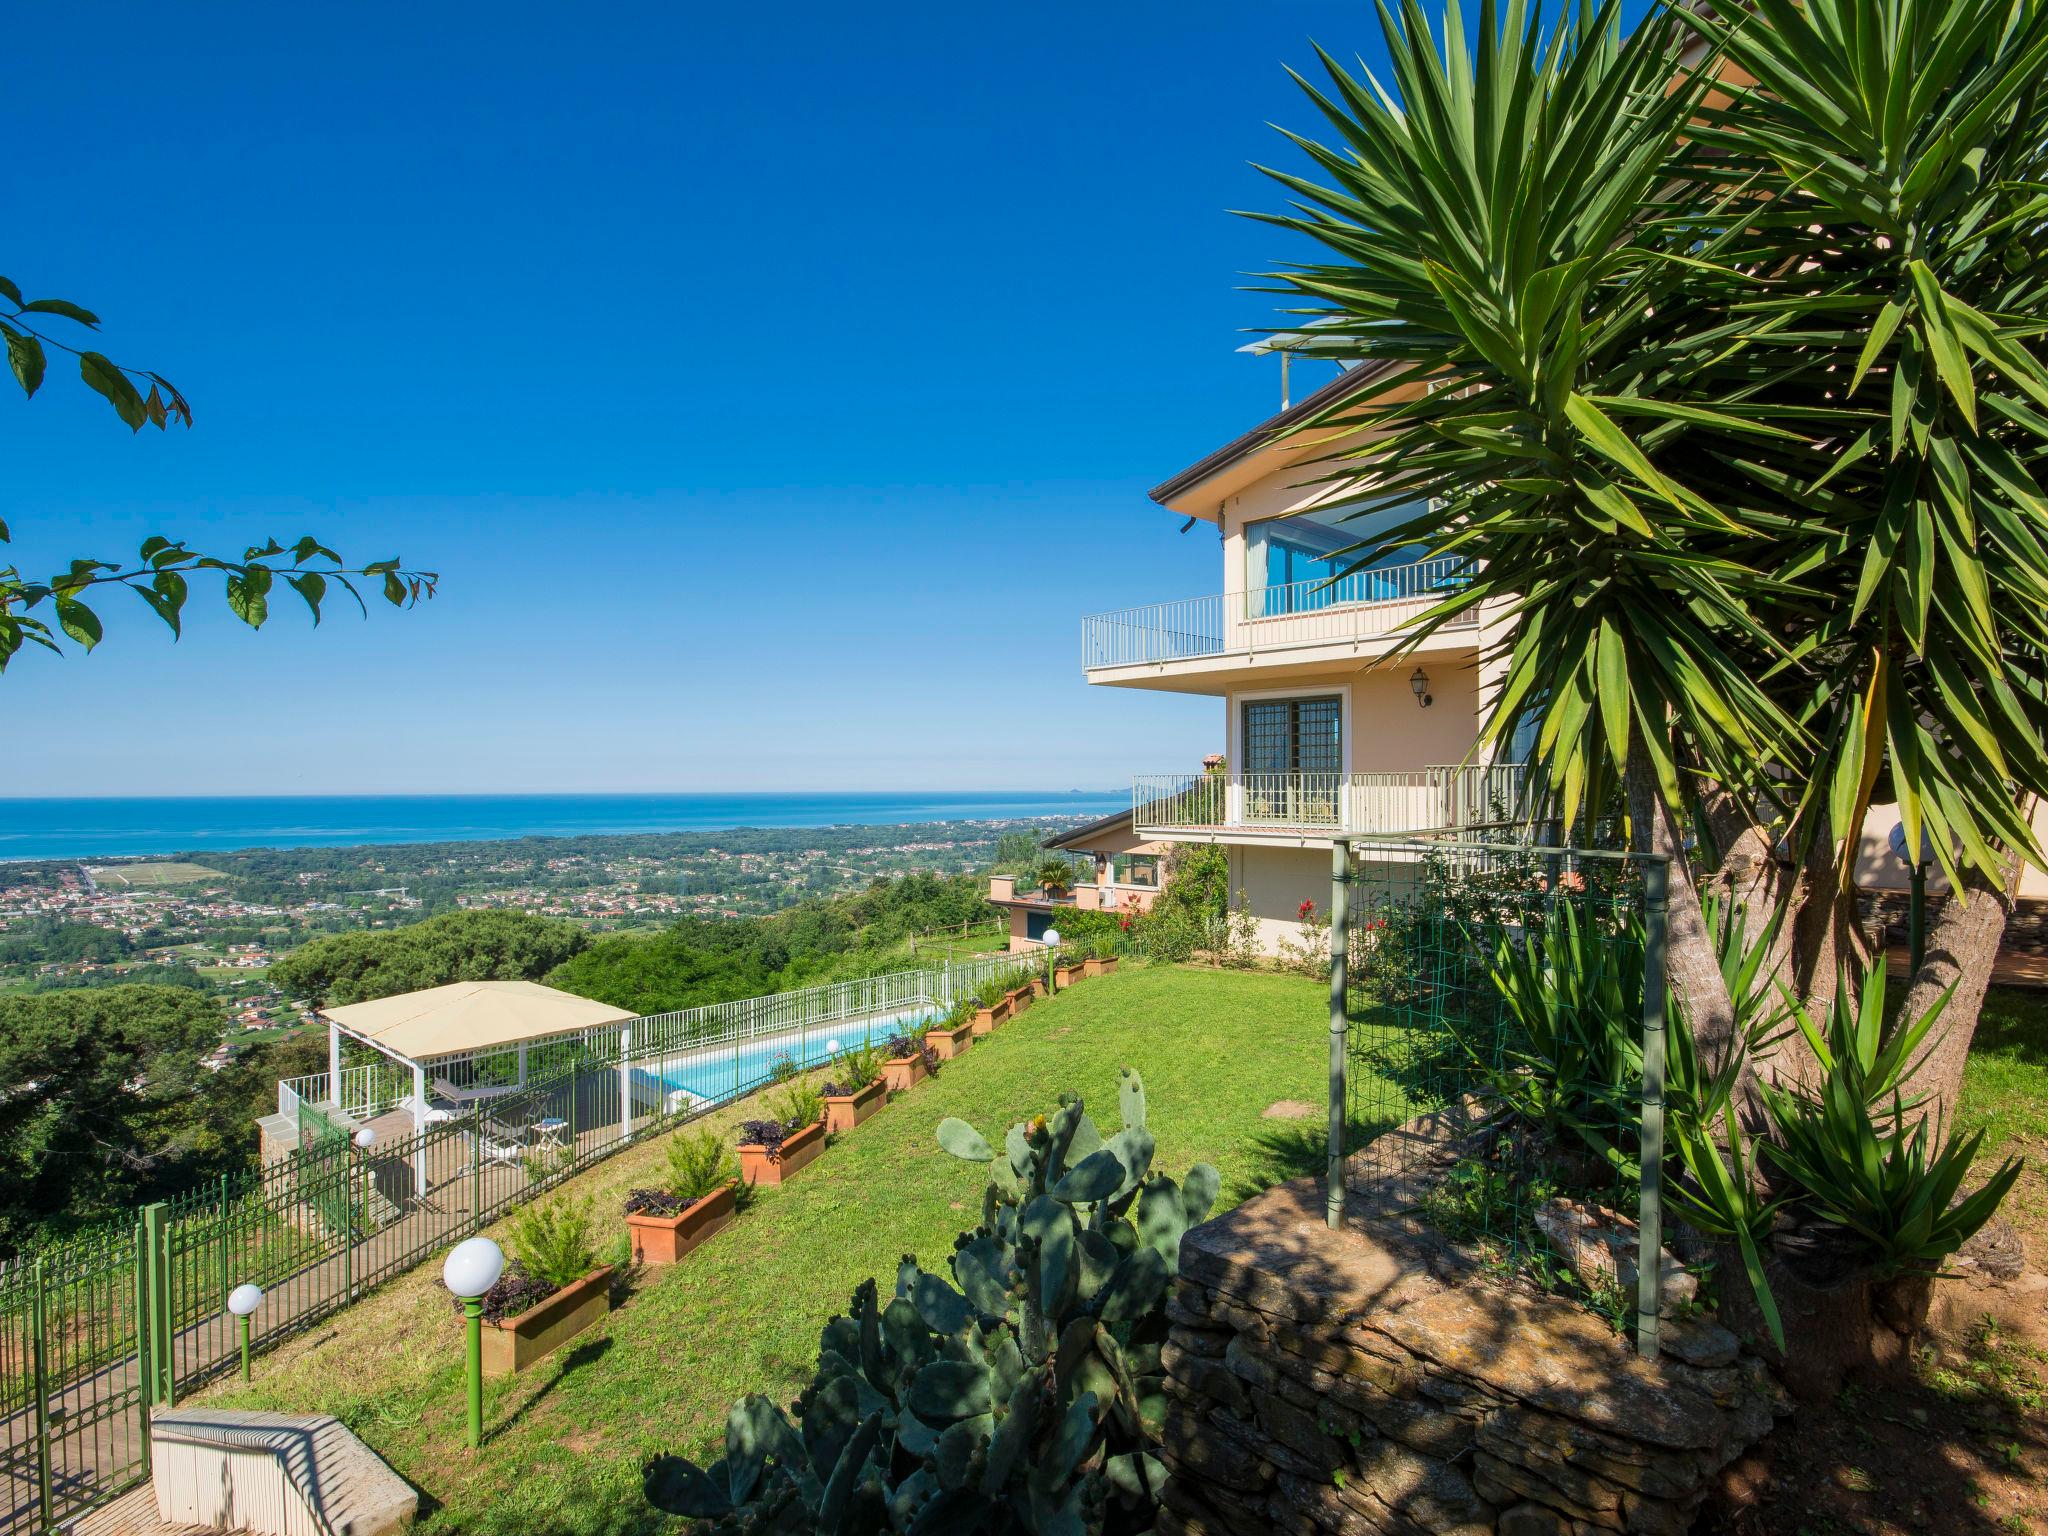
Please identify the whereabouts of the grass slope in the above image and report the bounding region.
[203,964,1341,1535]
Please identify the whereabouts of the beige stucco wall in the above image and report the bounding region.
[1854,799,2048,899]
[1216,661,1488,778]
[1226,843,1333,954]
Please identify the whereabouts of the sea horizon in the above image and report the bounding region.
[0,789,1129,862]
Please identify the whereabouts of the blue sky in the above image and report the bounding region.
[6,0,1388,796]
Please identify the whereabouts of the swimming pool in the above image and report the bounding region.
[633,1006,941,1107]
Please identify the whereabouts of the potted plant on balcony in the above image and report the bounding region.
[880,1029,939,1093]
[926,998,976,1060]
[623,1128,740,1266]
[970,976,1011,1036]
[1035,857,1074,899]
[469,1194,615,1377]
[737,1082,826,1186]
[821,1042,887,1134]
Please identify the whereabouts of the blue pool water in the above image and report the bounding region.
[636,1008,940,1105]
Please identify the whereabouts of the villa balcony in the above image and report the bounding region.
[1079,555,1478,692]
[1131,765,1529,847]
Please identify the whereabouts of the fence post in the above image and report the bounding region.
[618,1025,632,1143]
[1636,857,1670,1360]
[131,1218,152,1479]
[1326,841,1351,1230]
[470,1113,483,1231]
[142,1202,173,1408]
[217,1173,230,1317]
[32,1256,53,1529]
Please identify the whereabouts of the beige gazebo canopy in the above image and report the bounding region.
[322,979,634,1064]
[320,981,639,1184]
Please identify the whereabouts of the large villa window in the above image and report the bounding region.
[1242,696,1343,777]
[1245,501,1434,617]
[1241,695,1345,823]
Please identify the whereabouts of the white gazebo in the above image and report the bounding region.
[320,980,638,1189]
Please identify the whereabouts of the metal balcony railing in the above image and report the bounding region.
[1131,764,1530,835]
[1080,554,1474,670]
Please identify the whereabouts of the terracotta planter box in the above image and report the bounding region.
[1029,976,1048,999]
[971,998,1010,1037]
[823,1078,887,1134]
[480,1265,613,1378]
[1006,986,1032,1014]
[1085,956,1117,977]
[1055,963,1083,987]
[625,1183,735,1266]
[882,1052,929,1093]
[927,1022,974,1060]
[738,1118,825,1186]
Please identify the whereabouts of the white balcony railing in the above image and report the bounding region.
[1080,555,1473,670]
[1132,765,1529,836]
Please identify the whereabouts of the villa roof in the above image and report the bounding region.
[1147,357,1397,509]
[1044,807,1135,851]
[320,979,635,1063]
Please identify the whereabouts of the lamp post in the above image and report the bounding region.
[1043,928,1061,994]
[441,1237,504,1449]
[226,1284,264,1381]
[1889,823,1933,974]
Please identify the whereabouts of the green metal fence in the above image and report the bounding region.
[0,947,1053,1534]
[1326,833,1671,1356]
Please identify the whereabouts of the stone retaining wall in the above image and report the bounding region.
[1158,1178,1781,1536]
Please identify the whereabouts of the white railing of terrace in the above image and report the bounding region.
[1133,764,1531,836]
[1080,593,1226,669]
[277,951,1048,1119]
[1080,554,1474,671]
[276,1062,399,1122]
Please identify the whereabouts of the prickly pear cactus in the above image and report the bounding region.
[644,1069,1217,1535]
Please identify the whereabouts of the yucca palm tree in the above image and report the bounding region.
[1249,0,2048,1119]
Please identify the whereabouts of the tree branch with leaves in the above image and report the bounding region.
[0,274,435,671]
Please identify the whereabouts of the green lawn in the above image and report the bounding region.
[1961,985,2048,1233]
[195,968,2048,1536]
[202,963,1341,1535]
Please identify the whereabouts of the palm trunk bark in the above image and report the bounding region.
[1897,857,2017,1133]
[1624,741,1756,1117]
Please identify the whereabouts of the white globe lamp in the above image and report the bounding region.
[442,1237,505,1448]
[226,1283,264,1379]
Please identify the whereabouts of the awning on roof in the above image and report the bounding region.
[320,980,635,1064]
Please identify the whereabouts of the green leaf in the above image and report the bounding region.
[225,565,272,629]
[78,352,147,431]
[53,596,102,650]
[20,297,100,327]
[3,325,45,398]
[1907,261,1977,431]
[288,572,326,626]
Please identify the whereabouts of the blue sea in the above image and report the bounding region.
[0,791,1126,862]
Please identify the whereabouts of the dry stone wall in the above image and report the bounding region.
[1157,1178,1782,1536]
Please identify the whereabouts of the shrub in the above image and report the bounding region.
[770,1080,824,1133]
[504,1194,600,1293]
[644,1069,1217,1534]
[666,1126,737,1203]
[822,1040,884,1096]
